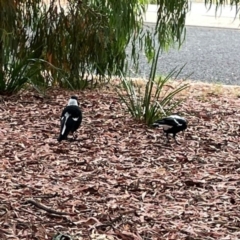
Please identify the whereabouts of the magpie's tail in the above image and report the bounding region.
[57,135,66,142]
[58,128,68,142]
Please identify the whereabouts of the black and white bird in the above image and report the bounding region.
[152,115,187,144]
[57,96,82,142]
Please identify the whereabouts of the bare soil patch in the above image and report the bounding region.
[0,82,240,239]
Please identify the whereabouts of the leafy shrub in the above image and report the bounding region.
[0,0,148,92]
[0,0,190,93]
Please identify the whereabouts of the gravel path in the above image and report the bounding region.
[128,25,240,85]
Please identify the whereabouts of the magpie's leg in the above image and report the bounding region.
[173,133,181,145]
[73,132,77,139]
[65,132,75,142]
[182,130,186,140]
[165,132,170,143]
[71,132,78,141]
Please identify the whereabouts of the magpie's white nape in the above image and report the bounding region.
[152,115,187,145]
[57,96,82,142]
[67,95,79,106]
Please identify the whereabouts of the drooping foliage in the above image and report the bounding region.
[0,0,239,94]
[0,0,148,92]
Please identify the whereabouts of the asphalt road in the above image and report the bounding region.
[128,25,240,85]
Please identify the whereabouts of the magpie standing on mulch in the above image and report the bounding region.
[58,96,82,142]
[152,115,187,144]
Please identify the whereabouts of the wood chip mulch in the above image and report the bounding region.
[0,83,240,240]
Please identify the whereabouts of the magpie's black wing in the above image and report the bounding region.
[62,106,82,131]
[153,116,181,127]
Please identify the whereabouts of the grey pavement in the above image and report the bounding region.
[145,2,240,29]
[134,2,240,85]
[128,26,240,85]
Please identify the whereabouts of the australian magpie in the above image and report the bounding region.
[57,96,82,142]
[152,115,187,144]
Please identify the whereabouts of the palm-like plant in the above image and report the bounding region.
[118,46,190,125]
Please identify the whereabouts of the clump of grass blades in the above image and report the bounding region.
[117,46,189,126]
[0,43,61,96]
[0,55,41,95]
